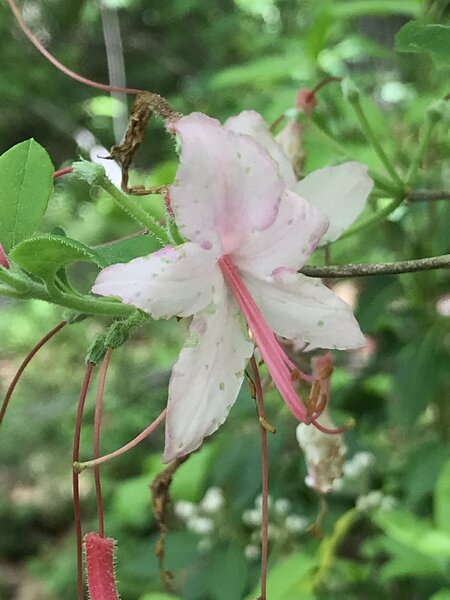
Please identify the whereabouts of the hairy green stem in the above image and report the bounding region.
[301,254,450,278]
[100,177,171,244]
[307,120,399,196]
[314,509,359,589]
[1,276,136,317]
[0,267,30,292]
[348,95,405,190]
[406,114,435,185]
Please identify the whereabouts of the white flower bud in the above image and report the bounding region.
[274,498,291,515]
[197,538,213,553]
[174,500,196,520]
[356,491,383,512]
[244,544,260,561]
[242,508,263,527]
[285,515,308,533]
[275,121,304,177]
[200,487,225,514]
[187,516,214,535]
[255,494,272,510]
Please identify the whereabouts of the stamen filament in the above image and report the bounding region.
[94,349,113,537]
[76,408,167,470]
[0,320,67,425]
[73,363,95,600]
[219,256,307,421]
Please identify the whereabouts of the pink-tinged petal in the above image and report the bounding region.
[244,270,365,350]
[232,189,328,277]
[92,242,221,319]
[170,112,285,254]
[296,162,373,244]
[163,290,253,462]
[0,243,10,269]
[225,110,297,189]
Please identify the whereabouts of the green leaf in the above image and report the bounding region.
[374,509,450,559]
[245,552,317,600]
[393,328,441,426]
[94,234,162,266]
[0,139,54,251]
[396,22,450,66]
[10,235,102,283]
[333,1,421,18]
[435,460,450,534]
[430,591,450,600]
[139,595,181,600]
[110,475,155,530]
[207,543,247,600]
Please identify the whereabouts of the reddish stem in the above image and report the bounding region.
[94,348,113,538]
[311,76,342,94]
[250,356,269,600]
[54,166,74,179]
[0,321,67,425]
[6,0,142,95]
[73,363,95,600]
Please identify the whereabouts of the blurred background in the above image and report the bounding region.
[0,0,449,598]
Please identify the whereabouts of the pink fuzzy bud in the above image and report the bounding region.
[296,88,317,116]
[0,244,10,269]
[84,532,120,600]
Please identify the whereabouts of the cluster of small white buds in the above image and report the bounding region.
[356,491,397,513]
[333,451,377,494]
[242,494,308,561]
[174,487,225,552]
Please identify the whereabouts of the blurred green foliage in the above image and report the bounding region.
[0,0,449,599]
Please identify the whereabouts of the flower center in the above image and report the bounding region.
[218,255,307,422]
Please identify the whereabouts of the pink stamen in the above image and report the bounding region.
[219,256,307,422]
[310,418,349,435]
[54,166,73,179]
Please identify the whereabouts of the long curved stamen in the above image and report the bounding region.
[219,256,307,421]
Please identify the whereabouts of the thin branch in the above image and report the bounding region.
[300,254,450,278]
[408,190,450,202]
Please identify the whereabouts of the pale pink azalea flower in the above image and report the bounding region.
[92,112,370,462]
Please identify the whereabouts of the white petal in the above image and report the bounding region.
[163,290,253,462]
[169,112,285,255]
[225,110,297,189]
[232,189,328,277]
[296,162,373,243]
[244,270,365,350]
[92,243,221,319]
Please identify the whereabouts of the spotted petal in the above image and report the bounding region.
[92,243,221,319]
[244,270,365,350]
[163,289,253,462]
[296,162,373,244]
[169,113,285,255]
[233,189,328,277]
[225,110,297,189]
